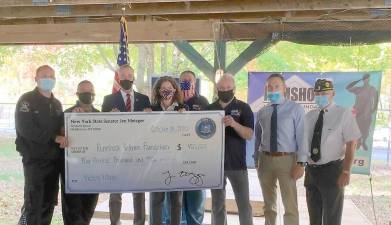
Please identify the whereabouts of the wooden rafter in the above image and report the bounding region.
[1,0,391,19]
[1,19,391,44]
[0,20,216,44]
[0,0,220,7]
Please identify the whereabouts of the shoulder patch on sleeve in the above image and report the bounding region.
[19,101,30,112]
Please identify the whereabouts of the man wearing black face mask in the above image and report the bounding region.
[102,64,151,225]
[206,74,254,225]
[60,80,99,225]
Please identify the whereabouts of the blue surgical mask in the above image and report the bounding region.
[315,95,329,108]
[37,78,56,92]
[267,91,283,104]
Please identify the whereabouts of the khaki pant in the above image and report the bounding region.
[257,153,299,225]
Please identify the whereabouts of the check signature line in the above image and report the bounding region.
[162,171,176,185]
[162,170,205,186]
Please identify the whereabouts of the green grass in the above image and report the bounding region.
[0,138,18,158]
[347,175,391,196]
[0,215,64,225]
[0,171,23,182]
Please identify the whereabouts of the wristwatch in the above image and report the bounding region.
[297,162,307,167]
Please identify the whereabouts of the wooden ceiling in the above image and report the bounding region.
[1,0,391,44]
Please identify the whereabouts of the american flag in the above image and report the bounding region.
[112,16,129,93]
[180,81,191,91]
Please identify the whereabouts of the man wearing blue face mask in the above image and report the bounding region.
[15,65,67,225]
[254,73,307,225]
[305,79,361,225]
[179,71,208,225]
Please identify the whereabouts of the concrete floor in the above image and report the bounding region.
[90,169,371,225]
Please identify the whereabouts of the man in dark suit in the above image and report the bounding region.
[102,64,151,225]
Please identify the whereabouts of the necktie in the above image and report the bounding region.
[310,110,324,162]
[126,93,132,112]
[270,104,278,152]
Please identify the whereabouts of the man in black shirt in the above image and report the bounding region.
[61,80,99,225]
[207,74,254,225]
[15,65,67,225]
[180,70,209,111]
[178,71,209,225]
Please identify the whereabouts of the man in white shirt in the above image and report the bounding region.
[305,79,361,225]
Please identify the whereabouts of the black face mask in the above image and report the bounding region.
[218,90,234,103]
[78,92,93,104]
[120,80,133,91]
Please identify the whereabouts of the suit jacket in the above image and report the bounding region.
[101,91,151,112]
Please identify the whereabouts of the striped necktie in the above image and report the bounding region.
[126,93,132,112]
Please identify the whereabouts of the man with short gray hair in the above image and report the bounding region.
[207,74,254,225]
[102,64,151,225]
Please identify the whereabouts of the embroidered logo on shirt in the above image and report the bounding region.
[192,105,200,111]
[230,109,241,116]
[19,101,30,112]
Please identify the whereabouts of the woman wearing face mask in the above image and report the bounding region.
[150,76,187,225]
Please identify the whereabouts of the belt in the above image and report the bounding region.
[307,159,342,168]
[262,151,294,157]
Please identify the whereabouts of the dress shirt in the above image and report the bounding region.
[254,99,308,162]
[305,103,361,165]
[120,89,134,112]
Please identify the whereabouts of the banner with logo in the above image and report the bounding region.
[247,72,382,175]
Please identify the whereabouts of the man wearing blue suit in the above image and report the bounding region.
[102,64,151,225]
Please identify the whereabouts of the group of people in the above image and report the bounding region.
[15,64,361,225]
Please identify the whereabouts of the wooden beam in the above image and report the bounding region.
[221,19,391,40]
[0,20,215,44]
[1,0,391,19]
[2,19,391,44]
[226,36,275,75]
[0,0,219,6]
[0,9,381,26]
[173,40,215,81]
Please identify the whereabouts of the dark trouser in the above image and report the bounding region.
[211,170,253,225]
[109,193,146,225]
[60,160,99,225]
[162,190,205,225]
[150,191,183,225]
[18,158,60,225]
[305,160,345,225]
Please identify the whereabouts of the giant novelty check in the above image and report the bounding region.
[64,111,225,193]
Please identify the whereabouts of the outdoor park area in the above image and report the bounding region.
[1,0,391,225]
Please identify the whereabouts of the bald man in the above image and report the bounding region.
[207,74,254,225]
[15,65,67,225]
[61,80,100,225]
